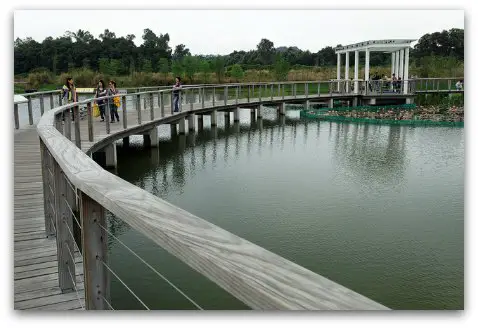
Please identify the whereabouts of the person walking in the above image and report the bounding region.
[172,76,182,112]
[62,77,77,120]
[95,80,107,122]
[108,80,120,123]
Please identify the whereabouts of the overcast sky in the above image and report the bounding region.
[14,10,464,55]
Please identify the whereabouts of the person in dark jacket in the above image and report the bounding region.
[95,80,107,121]
[172,77,182,112]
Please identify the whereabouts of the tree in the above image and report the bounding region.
[273,55,290,81]
[173,44,190,61]
[198,59,211,83]
[158,58,170,80]
[213,56,226,82]
[142,59,153,73]
[66,29,94,44]
[183,56,198,82]
[230,64,244,82]
[171,60,184,78]
[256,38,275,65]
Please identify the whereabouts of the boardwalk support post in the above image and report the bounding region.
[80,192,109,310]
[104,143,117,168]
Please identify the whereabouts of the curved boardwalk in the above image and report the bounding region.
[15,89,390,310]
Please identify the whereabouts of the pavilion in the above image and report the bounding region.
[334,39,416,95]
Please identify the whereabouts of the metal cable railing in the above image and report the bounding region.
[98,222,203,310]
[101,260,150,310]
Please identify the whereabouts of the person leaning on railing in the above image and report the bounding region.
[172,76,182,112]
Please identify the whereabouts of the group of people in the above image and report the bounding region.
[94,79,120,123]
[61,75,184,122]
[61,77,120,122]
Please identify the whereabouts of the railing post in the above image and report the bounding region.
[305,83,309,98]
[122,95,127,129]
[55,113,63,134]
[40,140,55,237]
[136,94,142,124]
[318,82,321,96]
[212,87,216,106]
[159,93,164,118]
[53,161,75,292]
[59,93,63,106]
[252,85,255,99]
[73,106,81,149]
[170,91,174,115]
[87,102,94,142]
[294,83,297,98]
[14,103,19,130]
[27,96,33,125]
[143,94,147,110]
[190,90,194,111]
[149,92,154,121]
[40,95,45,115]
[247,85,251,102]
[105,98,111,134]
[448,79,452,92]
[271,84,274,101]
[50,93,54,109]
[201,88,205,109]
[179,90,183,112]
[224,86,228,106]
[80,191,109,310]
[64,108,72,140]
[236,86,239,105]
[259,84,262,102]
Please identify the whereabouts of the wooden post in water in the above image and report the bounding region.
[211,110,217,127]
[80,192,109,310]
[53,162,75,292]
[188,114,195,131]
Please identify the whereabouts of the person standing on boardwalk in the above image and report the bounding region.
[62,77,77,120]
[95,80,107,122]
[108,80,120,123]
[172,76,182,112]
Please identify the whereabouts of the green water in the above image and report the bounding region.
[105,107,464,310]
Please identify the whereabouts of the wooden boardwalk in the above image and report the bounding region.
[14,127,85,310]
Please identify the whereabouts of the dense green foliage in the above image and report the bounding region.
[14,28,463,75]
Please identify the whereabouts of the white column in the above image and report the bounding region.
[394,51,400,77]
[336,53,341,92]
[337,53,341,80]
[365,48,370,81]
[345,51,350,93]
[399,49,404,79]
[391,52,395,77]
[403,47,410,94]
[354,50,359,94]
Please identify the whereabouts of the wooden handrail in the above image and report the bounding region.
[36,83,389,310]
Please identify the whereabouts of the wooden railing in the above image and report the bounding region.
[34,83,391,310]
[16,78,464,130]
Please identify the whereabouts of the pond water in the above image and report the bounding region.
[104,106,464,310]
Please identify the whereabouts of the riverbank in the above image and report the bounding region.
[301,105,464,127]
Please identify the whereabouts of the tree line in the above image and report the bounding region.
[14,27,464,83]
